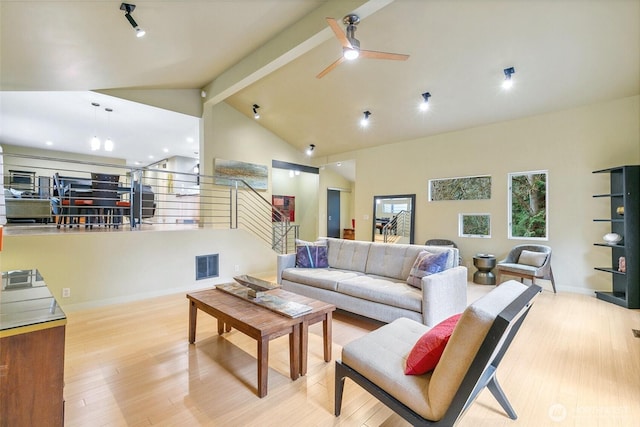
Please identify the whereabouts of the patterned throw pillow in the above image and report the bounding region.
[296,244,329,268]
[406,250,450,289]
[404,313,462,375]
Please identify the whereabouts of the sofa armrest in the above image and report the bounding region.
[421,266,468,327]
[277,253,296,284]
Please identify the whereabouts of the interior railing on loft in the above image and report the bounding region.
[0,152,298,254]
[382,210,411,243]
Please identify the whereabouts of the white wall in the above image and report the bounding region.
[336,95,640,294]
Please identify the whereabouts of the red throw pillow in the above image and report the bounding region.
[404,313,462,375]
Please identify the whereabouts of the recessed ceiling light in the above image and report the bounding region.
[163,148,169,153]
[148,155,154,159]
[186,137,194,143]
[337,162,342,167]
[45,141,53,146]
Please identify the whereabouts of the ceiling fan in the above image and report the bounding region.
[317,14,410,79]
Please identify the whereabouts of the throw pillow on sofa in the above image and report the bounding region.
[406,250,450,289]
[295,239,329,268]
[404,313,462,375]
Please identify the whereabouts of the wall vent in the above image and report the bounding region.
[196,254,219,280]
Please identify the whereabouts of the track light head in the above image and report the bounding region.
[420,92,431,111]
[120,3,145,37]
[306,144,316,156]
[502,67,515,89]
[252,104,260,119]
[360,110,371,127]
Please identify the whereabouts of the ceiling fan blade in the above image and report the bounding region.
[316,56,345,79]
[326,17,352,48]
[360,50,410,61]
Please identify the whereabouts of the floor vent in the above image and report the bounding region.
[633,329,640,338]
[196,254,219,280]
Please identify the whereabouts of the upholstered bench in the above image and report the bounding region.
[335,280,541,426]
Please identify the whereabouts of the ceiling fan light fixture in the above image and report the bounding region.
[252,104,260,119]
[360,111,371,127]
[502,66,515,89]
[306,144,315,156]
[419,92,431,111]
[343,47,360,60]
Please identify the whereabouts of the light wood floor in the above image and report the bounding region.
[63,285,640,427]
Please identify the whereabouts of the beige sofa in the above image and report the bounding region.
[277,238,467,327]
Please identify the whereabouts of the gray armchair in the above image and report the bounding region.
[495,244,556,293]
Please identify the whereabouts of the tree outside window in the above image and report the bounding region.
[508,171,548,239]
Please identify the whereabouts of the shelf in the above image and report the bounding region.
[593,193,624,198]
[593,243,625,248]
[594,267,625,275]
[595,291,628,308]
[593,219,624,222]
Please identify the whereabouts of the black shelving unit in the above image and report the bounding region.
[592,165,639,309]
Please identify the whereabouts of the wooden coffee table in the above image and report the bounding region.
[187,287,335,397]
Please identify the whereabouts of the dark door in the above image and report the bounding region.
[327,189,340,238]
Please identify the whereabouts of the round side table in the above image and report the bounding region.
[473,254,496,285]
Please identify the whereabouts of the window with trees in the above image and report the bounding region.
[508,170,548,239]
[459,213,491,238]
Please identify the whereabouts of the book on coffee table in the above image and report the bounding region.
[217,282,312,318]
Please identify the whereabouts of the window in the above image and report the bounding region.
[508,171,548,239]
[383,203,408,214]
[459,214,491,238]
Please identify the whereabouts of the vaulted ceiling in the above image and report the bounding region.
[1,0,638,167]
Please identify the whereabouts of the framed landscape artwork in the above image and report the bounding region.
[214,158,268,190]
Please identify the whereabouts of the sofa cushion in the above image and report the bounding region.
[406,250,450,289]
[517,250,547,267]
[404,313,462,375]
[295,245,328,268]
[365,243,429,280]
[326,238,370,273]
[336,275,422,312]
[281,268,361,291]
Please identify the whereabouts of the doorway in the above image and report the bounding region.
[327,189,340,238]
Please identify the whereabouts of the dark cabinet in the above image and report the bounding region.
[592,165,639,308]
[0,269,66,426]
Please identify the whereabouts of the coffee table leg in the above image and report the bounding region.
[299,321,309,376]
[257,337,268,398]
[290,323,300,380]
[217,319,225,335]
[188,301,197,344]
[323,312,332,362]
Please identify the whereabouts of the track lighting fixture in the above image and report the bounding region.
[306,144,315,156]
[120,3,146,38]
[252,104,260,119]
[360,111,371,127]
[502,67,515,89]
[419,92,431,111]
